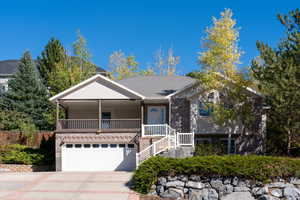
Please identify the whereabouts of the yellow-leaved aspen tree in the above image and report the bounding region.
[198,9,256,154]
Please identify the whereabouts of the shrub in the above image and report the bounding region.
[0,144,54,165]
[132,155,300,194]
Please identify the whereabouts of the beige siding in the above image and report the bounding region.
[67,102,141,119]
[62,79,140,100]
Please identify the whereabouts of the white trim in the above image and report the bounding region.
[49,74,145,102]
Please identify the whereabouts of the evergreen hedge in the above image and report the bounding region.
[132,155,300,194]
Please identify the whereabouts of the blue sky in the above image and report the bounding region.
[0,0,298,74]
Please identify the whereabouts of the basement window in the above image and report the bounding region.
[66,144,73,148]
[128,144,135,148]
[101,144,108,148]
[110,144,117,148]
[119,144,126,148]
[92,144,100,148]
[84,144,91,148]
[75,144,82,148]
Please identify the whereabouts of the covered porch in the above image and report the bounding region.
[56,99,142,132]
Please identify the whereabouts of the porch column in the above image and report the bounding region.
[141,102,144,137]
[56,100,60,130]
[98,99,102,131]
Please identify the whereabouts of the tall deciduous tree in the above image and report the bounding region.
[1,51,53,130]
[197,9,258,153]
[251,9,300,155]
[198,8,241,78]
[108,50,139,80]
[152,47,180,76]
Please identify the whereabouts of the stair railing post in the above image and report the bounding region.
[153,142,156,155]
[136,153,139,169]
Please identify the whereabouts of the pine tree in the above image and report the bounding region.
[1,51,53,130]
[251,9,300,155]
[37,38,66,87]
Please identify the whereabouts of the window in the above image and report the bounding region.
[92,144,100,148]
[220,139,236,154]
[101,144,108,148]
[128,144,135,148]
[75,144,82,148]
[110,144,117,148]
[66,144,73,148]
[119,144,126,148]
[84,144,91,148]
[198,101,213,116]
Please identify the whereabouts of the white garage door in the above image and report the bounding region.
[62,143,136,171]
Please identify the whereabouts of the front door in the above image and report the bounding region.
[147,106,166,124]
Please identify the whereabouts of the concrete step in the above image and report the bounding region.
[159,146,194,158]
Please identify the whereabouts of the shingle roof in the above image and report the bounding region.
[0,60,20,75]
[117,76,197,98]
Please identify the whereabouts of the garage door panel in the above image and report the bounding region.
[62,143,136,171]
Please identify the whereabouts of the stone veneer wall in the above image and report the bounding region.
[150,175,300,200]
[0,164,53,172]
[170,98,191,133]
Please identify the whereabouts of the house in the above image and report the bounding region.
[0,60,19,92]
[0,59,107,92]
[50,74,266,172]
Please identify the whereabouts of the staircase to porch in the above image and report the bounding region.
[136,124,194,167]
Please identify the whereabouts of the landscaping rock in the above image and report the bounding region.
[189,188,218,200]
[232,177,239,186]
[257,195,280,200]
[179,175,188,182]
[290,177,300,185]
[270,188,283,198]
[222,192,255,200]
[233,186,250,192]
[266,182,288,188]
[283,187,300,200]
[189,175,201,182]
[252,187,269,196]
[156,185,164,194]
[161,188,183,199]
[186,181,204,189]
[166,181,185,188]
[168,176,178,181]
[223,178,231,185]
[158,177,167,186]
[210,179,224,190]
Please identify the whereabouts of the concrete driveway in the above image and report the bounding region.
[0,172,139,200]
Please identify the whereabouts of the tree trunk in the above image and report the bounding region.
[287,130,291,156]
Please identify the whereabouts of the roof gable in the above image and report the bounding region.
[49,74,144,102]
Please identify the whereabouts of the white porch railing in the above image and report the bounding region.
[142,124,168,136]
[136,135,171,166]
[58,119,99,129]
[57,119,141,130]
[177,132,195,147]
[101,119,141,129]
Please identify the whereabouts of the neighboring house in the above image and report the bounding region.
[0,59,107,92]
[0,60,19,92]
[50,74,266,172]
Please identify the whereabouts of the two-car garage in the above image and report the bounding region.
[61,143,136,171]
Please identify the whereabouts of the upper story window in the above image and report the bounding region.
[198,102,213,116]
[198,92,215,117]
